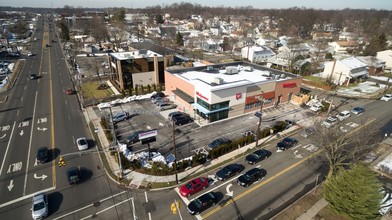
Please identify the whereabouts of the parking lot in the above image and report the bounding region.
[96,99,311,160]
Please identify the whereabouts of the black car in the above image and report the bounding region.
[36,147,49,164]
[237,168,267,187]
[276,137,298,151]
[30,73,38,80]
[173,115,193,126]
[208,138,232,149]
[215,163,244,181]
[66,167,81,185]
[168,111,189,120]
[187,192,218,215]
[245,149,271,165]
[150,92,165,100]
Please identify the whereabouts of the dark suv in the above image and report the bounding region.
[66,167,81,185]
[173,115,193,126]
[276,137,298,151]
[208,138,232,149]
[245,149,271,165]
[36,147,49,164]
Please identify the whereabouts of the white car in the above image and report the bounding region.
[310,104,323,112]
[381,94,392,102]
[337,110,351,121]
[27,52,33,56]
[31,193,48,220]
[322,116,338,128]
[76,137,88,150]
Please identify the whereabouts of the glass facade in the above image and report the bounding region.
[195,98,230,122]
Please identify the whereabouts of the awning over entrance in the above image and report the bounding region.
[172,89,194,103]
[191,103,230,115]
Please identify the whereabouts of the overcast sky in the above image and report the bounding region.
[1,0,391,10]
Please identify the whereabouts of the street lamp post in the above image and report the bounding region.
[109,107,123,179]
[255,93,264,148]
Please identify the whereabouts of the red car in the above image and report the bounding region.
[179,177,209,197]
[65,88,74,95]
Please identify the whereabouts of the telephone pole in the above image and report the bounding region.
[172,120,178,184]
[109,107,123,179]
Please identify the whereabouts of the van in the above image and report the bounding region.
[158,103,177,111]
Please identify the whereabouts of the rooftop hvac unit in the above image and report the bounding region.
[280,74,286,79]
[244,66,253,72]
[225,66,238,75]
[212,77,223,85]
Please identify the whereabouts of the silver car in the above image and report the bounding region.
[31,193,48,220]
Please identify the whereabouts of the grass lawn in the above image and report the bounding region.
[81,81,114,100]
[303,76,329,85]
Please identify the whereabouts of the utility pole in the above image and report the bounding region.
[109,107,123,179]
[172,120,178,184]
[255,93,264,148]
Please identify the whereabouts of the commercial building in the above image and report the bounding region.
[165,61,302,123]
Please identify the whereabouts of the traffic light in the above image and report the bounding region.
[58,156,66,167]
[171,203,177,214]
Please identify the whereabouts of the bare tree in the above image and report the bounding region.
[309,119,380,178]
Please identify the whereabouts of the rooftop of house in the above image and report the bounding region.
[340,57,367,69]
[169,62,300,91]
[110,49,163,61]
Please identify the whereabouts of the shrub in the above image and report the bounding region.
[100,116,113,142]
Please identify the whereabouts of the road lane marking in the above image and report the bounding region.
[0,186,55,209]
[52,191,128,220]
[23,91,39,196]
[79,198,133,220]
[0,121,16,175]
[49,37,56,187]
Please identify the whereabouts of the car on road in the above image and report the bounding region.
[245,149,271,165]
[65,88,75,95]
[276,137,298,151]
[351,106,365,115]
[66,167,81,185]
[208,138,232,149]
[215,163,244,181]
[76,137,88,150]
[27,52,33,56]
[337,110,351,121]
[237,168,267,187]
[30,73,38,80]
[173,115,193,126]
[111,111,129,124]
[187,192,218,215]
[31,193,48,220]
[36,147,49,164]
[322,116,338,128]
[179,177,209,197]
[381,94,392,102]
[301,127,316,138]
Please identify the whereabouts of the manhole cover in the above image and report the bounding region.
[93,201,101,207]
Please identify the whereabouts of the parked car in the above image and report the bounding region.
[173,115,193,126]
[112,111,129,123]
[66,167,81,185]
[237,168,267,187]
[337,110,351,121]
[126,131,143,144]
[301,127,316,138]
[322,116,338,128]
[151,97,169,104]
[179,177,209,197]
[31,193,48,220]
[310,104,323,112]
[76,137,88,150]
[208,138,232,149]
[30,73,38,80]
[168,111,189,120]
[158,102,177,111]
[36,147,49,164]
[27,52,33,56]
[150,92,165,100]
[245,149,271,165]
[351,106,365,115]
[187,192,218,215]
[284,119,296,129]
[276,137,298,151]
[381,94,392,102]
[215,163,244,181]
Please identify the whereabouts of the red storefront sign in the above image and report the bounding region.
[235,93,242,100]
[196,91,209,101]
[283,82,297,88]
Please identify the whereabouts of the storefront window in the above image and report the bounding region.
[209,110,229,122]
[245,103,254,110]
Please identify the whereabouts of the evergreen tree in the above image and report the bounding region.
[323,164,383,220]
[176,32,184,46]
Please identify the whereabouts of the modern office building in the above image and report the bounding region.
[165,61,302,123]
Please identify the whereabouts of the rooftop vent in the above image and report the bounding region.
[244,66,253,72]
[212,77,223,85]
[225,66,238,75]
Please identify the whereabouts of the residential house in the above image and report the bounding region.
[328,41,358,54]
[255,35,278,48]
[202,38,222,52]
[320,57,368,85]
[278,43,311,57]
[356,56,386,75]
[241,46,275,64]
[338,32,358,41]
[312,32,333,41]
[377,50,392,71]
[210,26,221,36]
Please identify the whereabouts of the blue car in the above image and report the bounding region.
[351,107,365,115]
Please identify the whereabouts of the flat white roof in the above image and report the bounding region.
[110,50,163,61]
[176,65,292,91]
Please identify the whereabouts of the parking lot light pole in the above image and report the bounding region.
[109,107,123,179]
[255,93,264,148]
